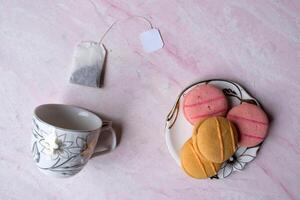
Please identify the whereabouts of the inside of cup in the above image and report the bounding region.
[34,104,102,131]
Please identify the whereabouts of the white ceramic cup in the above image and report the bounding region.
[31,104,117,177]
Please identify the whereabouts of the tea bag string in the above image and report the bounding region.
[99,15,153,44]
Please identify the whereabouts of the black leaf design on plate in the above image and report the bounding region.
[217,146,260,178]
[223,88,237,96]
[222,88,242,101]
[210,175,219,179]
[222,163,234,178]
[241,99,258,105]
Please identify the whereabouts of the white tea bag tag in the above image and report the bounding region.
[69,41,106,88]
[139,28,164,53]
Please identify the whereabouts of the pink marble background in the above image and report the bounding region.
[0,0,300,199]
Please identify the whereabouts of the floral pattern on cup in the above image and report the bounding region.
[39,133,73,160]
[32,120,90,160]
[31,104,118,177]
[31,118,95,176]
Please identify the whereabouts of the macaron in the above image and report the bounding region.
[192,119,205,154]
[183,84,228,125]
[227,102,269,147]
[180,138,221,179]
[194,117,238,163]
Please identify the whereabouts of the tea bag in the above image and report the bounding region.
[69,41,106,88]
[69,16,163,88]
[139,28,164,53]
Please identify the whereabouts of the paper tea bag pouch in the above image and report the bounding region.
[69,41,106,88]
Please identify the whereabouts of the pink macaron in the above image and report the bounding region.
[227,102,269,147]
[183,84,228,125]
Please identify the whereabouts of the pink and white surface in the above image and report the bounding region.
[0,0,300,199]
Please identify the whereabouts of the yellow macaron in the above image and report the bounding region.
[194,117,238,163]
[180,138,221,179]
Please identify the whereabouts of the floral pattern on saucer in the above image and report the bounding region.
[215,145,260,179]
[165,79,265,179]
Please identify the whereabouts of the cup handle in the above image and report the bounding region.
[92,121,117,156]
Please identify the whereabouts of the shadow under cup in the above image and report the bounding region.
[31,104,103,177]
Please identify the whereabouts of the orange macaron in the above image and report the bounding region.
[194,117,238,163]
[180,138,221,179]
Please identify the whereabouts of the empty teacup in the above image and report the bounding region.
[31,104,117,177]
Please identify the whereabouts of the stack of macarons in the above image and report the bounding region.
[180,84,269,179]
